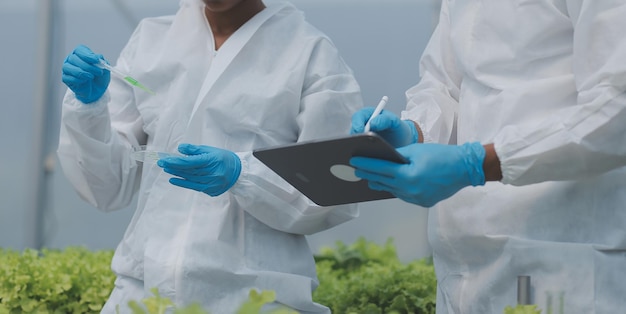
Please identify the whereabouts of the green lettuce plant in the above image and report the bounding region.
[0,247,114,313]
[504,305,542,314]
[119,288,297,314]
[312,237,436,314]
[0,238,438,314]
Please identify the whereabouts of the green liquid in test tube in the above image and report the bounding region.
[97,60,156,95]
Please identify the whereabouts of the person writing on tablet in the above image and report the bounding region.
[350,1,626,312]
[58,0,363,312]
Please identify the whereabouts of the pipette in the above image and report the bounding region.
[96,59,156,95]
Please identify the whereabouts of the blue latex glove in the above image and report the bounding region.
[350,107,418,148]
[350,142,486,207]
[61,45,110,104]
[157,143,242,197]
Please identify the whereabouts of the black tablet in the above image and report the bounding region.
[252,133,408,206]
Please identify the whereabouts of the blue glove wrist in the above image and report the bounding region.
[223,152,242,193]
[403,120,419,145]
[461,142,486,186]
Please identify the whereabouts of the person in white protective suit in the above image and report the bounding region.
[349,1,626,313]
[58,0,363,313]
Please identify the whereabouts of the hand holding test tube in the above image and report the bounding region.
[96,59,156,95]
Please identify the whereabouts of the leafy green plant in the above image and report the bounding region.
[313,237,436,314]
[0,247,115,313]
[0,238,438,314]
[120,288,297,314]
[120,238,437,314]
[503,305,542,314]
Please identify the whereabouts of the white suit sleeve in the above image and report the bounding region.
[230,38,363,235]
[401,0,462,145]
[56,26,146,212]
[494,1,626,185]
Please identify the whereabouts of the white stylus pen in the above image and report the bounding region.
[364,96,388,133]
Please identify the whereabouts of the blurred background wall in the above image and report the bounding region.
[0,0,439,262]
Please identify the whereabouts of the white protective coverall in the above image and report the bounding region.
[57,1,362,313]
[402,1,626,313]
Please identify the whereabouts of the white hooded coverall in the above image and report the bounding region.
[57,1,362,313]
[403,0,626,313]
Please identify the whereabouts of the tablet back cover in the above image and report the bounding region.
[252,133,407,206]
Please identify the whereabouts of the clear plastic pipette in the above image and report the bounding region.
[96,59,156,95]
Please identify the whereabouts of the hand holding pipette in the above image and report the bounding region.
[61,45,111,104]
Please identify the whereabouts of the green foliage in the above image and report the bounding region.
[121,288,175,314]
[503,305,542,314]
[314,237,401,271]
[0,238,437,314]
[313,237,436,314]
[0,247,115,314]
[234,290,297,314]
[120,288,297,314]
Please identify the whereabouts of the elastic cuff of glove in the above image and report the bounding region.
[77,92,106,105]
[224,154,243,192]
[462,142,486,186]
[403,120,419,145]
